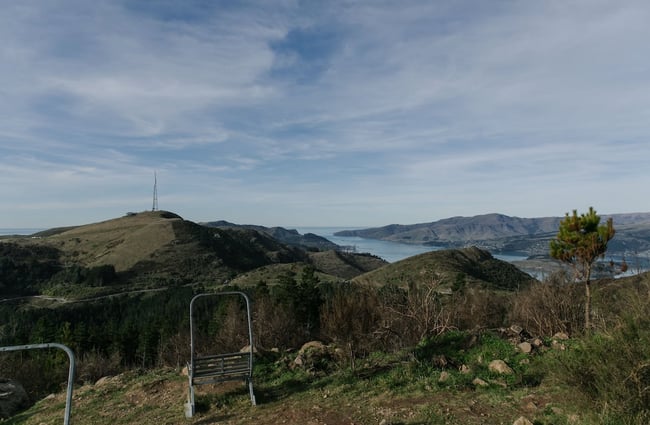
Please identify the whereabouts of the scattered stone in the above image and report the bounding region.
[0,378,30,419]
[551,341,566,351]
[472,377,489,387]
[240,344,257,353]
[531,338,544,348]
[432,354,448,368]
[513,416,533,425]
[491,379,508,388]
[459,364,471,374]
[523,401,538,412]
[488,359,514,375]
[509,325,532,339]
[553,332,569,340]
[438,371,450,383]
[292,341,334,373]
[517,342,532,354]
[298,341,326,354]
[510,324,523,335]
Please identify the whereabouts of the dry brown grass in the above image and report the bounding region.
[48,211,182,272]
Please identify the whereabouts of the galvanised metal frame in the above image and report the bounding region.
[0,343,76,425]
[185,291,256,418]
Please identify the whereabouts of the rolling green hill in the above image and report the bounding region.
[352,246,536,291]
[0,211,390,299]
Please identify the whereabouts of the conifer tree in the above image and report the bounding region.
[550,207,615,331]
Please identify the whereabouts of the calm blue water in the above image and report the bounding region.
[296,226,527,263]
[0,228,44,236]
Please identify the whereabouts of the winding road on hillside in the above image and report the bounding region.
[0,286,181,305]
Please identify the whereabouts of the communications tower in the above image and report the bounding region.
[152,171,159,211]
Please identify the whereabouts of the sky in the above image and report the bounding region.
[1,0,650,229]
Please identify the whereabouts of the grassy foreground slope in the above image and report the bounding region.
[3,333,606,425]
[9,272,650,425]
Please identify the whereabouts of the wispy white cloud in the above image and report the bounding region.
[1,0,649,227]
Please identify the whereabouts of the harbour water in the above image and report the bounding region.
[0,228,44,236]
[296,226,527,263]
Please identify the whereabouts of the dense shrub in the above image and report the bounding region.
[544,279,650,421]
[509,270,584,336]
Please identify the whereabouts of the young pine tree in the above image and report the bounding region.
[549,207,615,332]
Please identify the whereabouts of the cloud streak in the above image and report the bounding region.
[1,0,649,227]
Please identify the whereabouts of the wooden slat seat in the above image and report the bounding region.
[190,352,252,385]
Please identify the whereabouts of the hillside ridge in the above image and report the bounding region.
[335,212,650,257]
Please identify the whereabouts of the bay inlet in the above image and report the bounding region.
[296,227,527,264]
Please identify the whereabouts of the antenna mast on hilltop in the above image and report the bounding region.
[152,171,159,211]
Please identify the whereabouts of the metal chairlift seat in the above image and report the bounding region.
[185,291,256,418]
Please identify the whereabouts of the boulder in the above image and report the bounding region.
[0,378,30,419]
[292,341,335,373]
[240,344,257,353]
[517,341,532,354]
[298,341,326,354]
[472,377,489,387]
[513,416,533,425]
[552,332,569,340]
[488,359,514,375]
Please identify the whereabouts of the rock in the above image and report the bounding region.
[551,340,566,351]
[553,332,569,340]
[513,416,533,425]
[0,378,30,419]
[432,354,448,368]
[472,377,489,387]
[488,359,514,375]
[510,324,523,335]
[517,341,532,354]
[523,401,538,412]
[240,345,257,353]
[459,364,471,374]
[298,341,326,354]
[531,338,544,348]
[438,371,450,383]
[292,341,333,373]
[509,325,532,339]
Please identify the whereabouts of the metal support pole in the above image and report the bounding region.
[0,343,76,425]
[186,291,256,418]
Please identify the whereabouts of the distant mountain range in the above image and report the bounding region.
[335,212,650,257]
[201,220,339,251]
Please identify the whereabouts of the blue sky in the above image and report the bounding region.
[2,0,649,228]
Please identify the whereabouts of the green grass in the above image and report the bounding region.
[0,337,620,425]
